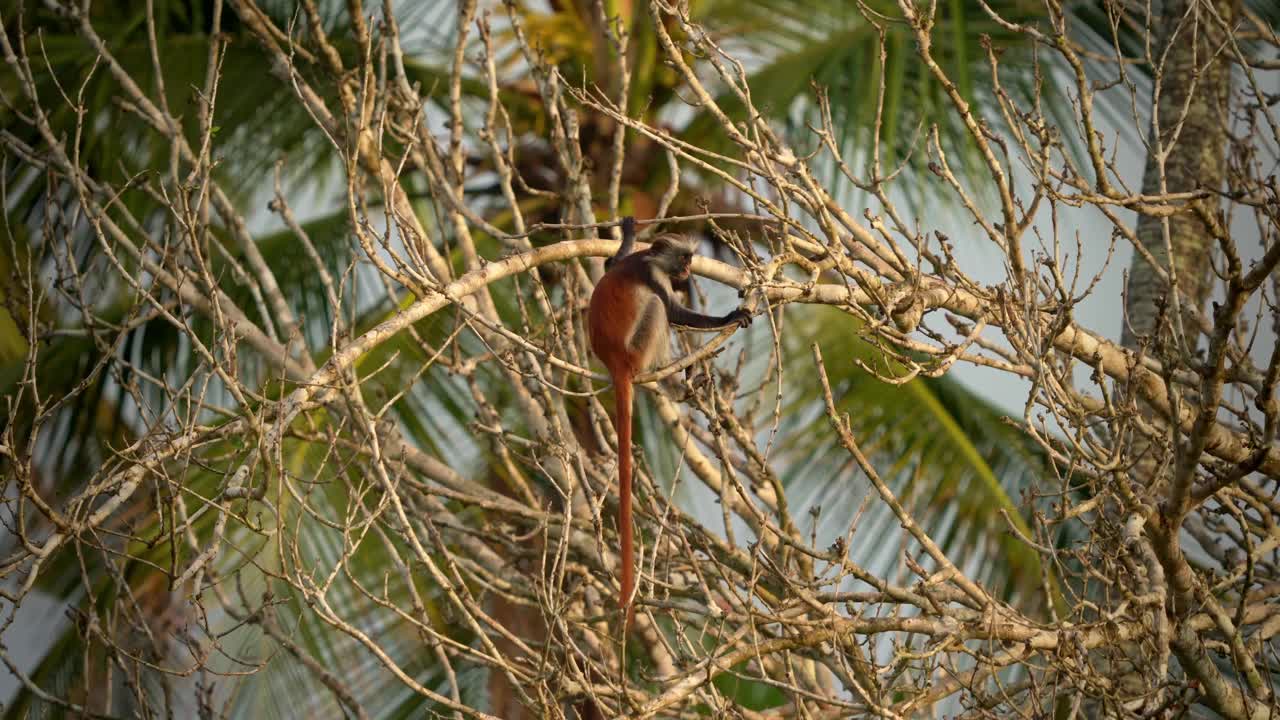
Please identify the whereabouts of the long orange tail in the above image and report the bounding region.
[614,372,635,631]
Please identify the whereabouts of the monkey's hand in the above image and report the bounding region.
[725,308,753,329]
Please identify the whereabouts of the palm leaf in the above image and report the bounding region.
[779,306,1055,605]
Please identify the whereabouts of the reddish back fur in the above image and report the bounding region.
[587,268,641,378]
[587,263,645,631]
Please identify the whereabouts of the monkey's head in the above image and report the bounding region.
[649,233,698,281]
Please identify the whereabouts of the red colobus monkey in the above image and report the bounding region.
[588,217,751,628]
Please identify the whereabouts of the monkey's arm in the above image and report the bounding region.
[605,216,637,270]
[655,284,751,331]
[668,304,751,330]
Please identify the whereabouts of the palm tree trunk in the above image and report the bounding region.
[1117,0,1237,715]
[1122,0,1234,348]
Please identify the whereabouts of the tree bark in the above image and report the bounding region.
[1122,0,1235,349]
[1118,1,1242,716]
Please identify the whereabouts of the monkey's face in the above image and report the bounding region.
[654,249,691,280]
[672,253,692,281]
[651,234,696,281]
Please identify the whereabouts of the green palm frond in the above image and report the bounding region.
[778,306,1056,606]
[6,401,478,718]
[684,0,1280,218]
[1,4,330,213]
[0,0,349,480]
[678,1,1061,206]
